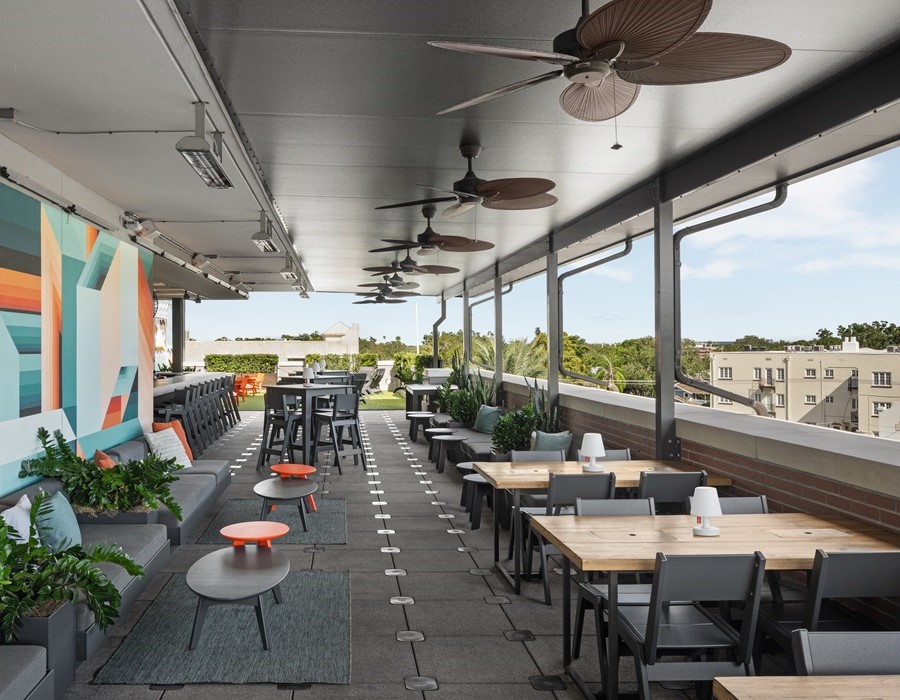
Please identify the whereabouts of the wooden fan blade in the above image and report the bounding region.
[387,291,420,298]
[436,70,563,115]
[392,281,420,290]
[362,266,394,273]
[477,177,555,200]
[442,202,477,219]
[559,77,640,122]
[441,239,495,252]
[577,0,711,61]
[419,265,460,275]
[383,299,407,304]
[429,41,576,66]
[617,33,791,85]
[483,193,558,211]
[353,300,378,304]
[429,234,475,248]
[358,283,388,288]
[375,197,456,210]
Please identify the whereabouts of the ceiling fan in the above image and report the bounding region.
[369,205,494,255]
[359,274,420,291]
[353,291,413,305]
[430,0,791,122]
[363,255,460,277]
[376,143,557,218]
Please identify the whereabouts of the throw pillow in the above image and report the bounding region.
[531,430,573,456]
[473,405,502,434]
[1,494,36,544]
[94,449,116,470]
[151,420,193,460]
[144,428,192,469]
[36,491,82,553]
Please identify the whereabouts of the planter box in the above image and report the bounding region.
[15,601,76,700]
[75,509,159,526]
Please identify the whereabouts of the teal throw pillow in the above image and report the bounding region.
[37,491,82,553]
[531,430,573,455]
[473,405,502,434]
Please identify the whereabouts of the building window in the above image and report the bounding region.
[825,395,834,403]
[852,399,858,410]
[824,368,834,379]
[776,394,785,407]
[805,368,816,378]
[873,372,892,387]
[752,392,762,402]
[851,369,858,377]
[753,368,761,380]
[719,397,733,405]
[718,367,733,380]
[804,394,816,404]
[776,368,785,381]
[873,401,892,416]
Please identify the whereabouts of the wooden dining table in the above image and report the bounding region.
[472,459,731,593]
[529,512,900,700]
[713,674,900,700]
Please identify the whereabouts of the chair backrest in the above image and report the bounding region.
[637,470,707,514]
[576,497,654,516]
[332,391,360,417]
[792,629,900,675]
[804,550,900,629]
[686,495,768,514]
[645,551,766,663]
[545,473,616,514]
[510,450,566,463]
[264,389,284,412]
[599,448,631,461]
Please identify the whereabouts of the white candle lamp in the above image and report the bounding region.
[320,359,327,369]
[303,366,315,383]
[691,486,722,537]
[580,433,606,473]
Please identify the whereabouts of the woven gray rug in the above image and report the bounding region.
[93,571,350,685]
[195,497,346,544]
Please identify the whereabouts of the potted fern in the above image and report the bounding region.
[1,490,144,693]
[19,428,183,523]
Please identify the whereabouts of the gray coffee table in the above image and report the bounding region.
[253,477,318,531]
[186,547,290,650]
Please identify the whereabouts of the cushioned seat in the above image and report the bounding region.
[0,646,49,700]
[159,474,216,529]
[188,459,230,484]
[80,523,168,568]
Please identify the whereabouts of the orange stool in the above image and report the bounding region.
[271,463,318,512]
[220,520,289,548]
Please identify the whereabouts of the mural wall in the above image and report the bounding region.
[0,181,153,496]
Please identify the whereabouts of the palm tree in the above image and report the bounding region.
[472,336,547,378]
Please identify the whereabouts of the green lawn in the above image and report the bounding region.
[237,391,404,412]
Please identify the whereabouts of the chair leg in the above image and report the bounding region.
[573,594,589,659]
[633,652,652,700]
[594,599,609,692]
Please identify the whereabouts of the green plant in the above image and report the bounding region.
[392,352,417,385]
[413,353,433,381]
[0,490,144,642]
[19,428,183,520]
[204,353,278,373]
[471,372,496,407]
[445,389,479,424]
[491,404,540,454]
[525,377,559,432]
[358,352,378,367]
[156,362,173,373]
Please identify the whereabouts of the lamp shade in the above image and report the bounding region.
[580,433,606,459]
[690,487,722,517]
[320,359,327,369]
[303,367,315,381]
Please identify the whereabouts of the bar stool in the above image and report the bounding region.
[463,473,492,530]
[425,428,455,461]
[432,434,466,474]
[312,392,366,474]
[456,461,476,507]
[407,412,434,442]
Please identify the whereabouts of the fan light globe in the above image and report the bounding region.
[690,486,722,537]
[303,367,315,383]
[580,433,606,472]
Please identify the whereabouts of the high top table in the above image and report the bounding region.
[714,675,900,700]
[529,512,900,700]
[263,383,353,465]
[472,459,731,594]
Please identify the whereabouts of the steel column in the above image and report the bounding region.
[494,274,504,403]
[432,297,446,367]
[462,286,471,370]
[653,195,678,460]
[172,297,185,372]
[546,250,560,414]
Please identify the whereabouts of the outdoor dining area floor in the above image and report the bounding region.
[63,410,789,699]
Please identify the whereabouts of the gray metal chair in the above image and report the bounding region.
[526,472,617,605]
[577,447,632,462]
[792,629,900,675]
[637,470,707,514]
[617,551,767,700]
[312,392,366,473]
[507,449,567,559]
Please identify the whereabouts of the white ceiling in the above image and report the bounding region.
[0,0,898,300]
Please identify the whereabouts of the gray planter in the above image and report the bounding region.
[16,601,76,699]
[75,509,159,526]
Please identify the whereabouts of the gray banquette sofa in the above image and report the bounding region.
[0,646,54,700]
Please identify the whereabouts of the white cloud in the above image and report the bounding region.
[681,259,743,280]
[588,266,634,282]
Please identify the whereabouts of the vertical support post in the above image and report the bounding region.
[432,296,446,367]
[462,285,471,371]
[172,297,185,373]
[493,273,504,405]
[546,249,560,415]
[654,195,678,460]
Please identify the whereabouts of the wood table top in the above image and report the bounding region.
[713,675,900,700]
[472,460,731,491]
[529,512,900,572]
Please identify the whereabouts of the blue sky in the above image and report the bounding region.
[188,148,900,345]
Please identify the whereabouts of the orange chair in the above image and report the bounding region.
[245,373,261,396]
[233,376,249,403]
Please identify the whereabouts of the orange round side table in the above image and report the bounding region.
[220,520,289,548]
[271,463,318,512]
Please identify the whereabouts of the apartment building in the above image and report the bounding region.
[709,338,900,435]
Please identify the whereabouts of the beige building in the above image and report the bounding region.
[709,338,900,435]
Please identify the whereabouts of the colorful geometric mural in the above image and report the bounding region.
[0,181,153,496]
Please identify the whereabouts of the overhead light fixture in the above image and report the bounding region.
[291,282,305,292]
[280,255,299,281]
[175,102,233,189]
[121,212,144,232]
[300,291,309,299]
[192,253,216,269]
[251,210,279,253]
[137,219,162,242]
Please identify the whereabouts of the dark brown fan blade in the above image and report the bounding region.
[483,193,558,211]
[356,292,380,297]
[358,283,389,288]
[559,76,640,122]
[387,291,420,298]
[429,41,576,66]
[362,266,395,273]
[375,197,456,210]
[418,265,460,275]
[577,0,711,61]
[383,299,407,304]
[477,177,555,200]
[428,234,475,248]
[436,70,563,115]
[353,300,378,304]
[392,281,420,290]
[616,33,791,85]
[441,239,495,252]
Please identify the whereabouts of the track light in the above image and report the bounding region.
[121,212,144,232]
[280,255,299,281]
[192,254,216,269]
[175,102,233,189]
[291,282,305,291]
[299,291,309,300]
[251,210,278,253]
[137,219,162,242]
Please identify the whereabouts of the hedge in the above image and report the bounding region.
[358,352,378,367]
[204,353,278,373]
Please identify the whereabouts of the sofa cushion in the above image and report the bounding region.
[79,523,168,568]
[144,428,192,469]
[105,439,149,464]
[94,449,116,469]
[0,645,47,700]
[157,474,216,527]
[152,420,193,460]
[462,441,494,462]
[531,430,573,456]
[189,460,230,484]
[473,405,502,434]
[0,479,65,507]
[1,494,35,544]
[37,491,82,552]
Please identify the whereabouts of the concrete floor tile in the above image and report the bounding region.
[160,685,292,699]
[350,571,403,600]
[414,636,540,683]
[311,548,394,572]
[349,635,419,683]
[405,599,512,635]
[427,683,550,699]
[397,572,494,600]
